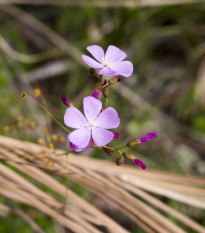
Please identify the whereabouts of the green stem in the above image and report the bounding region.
[102,83,109,89]
[29,94,71,133]
[105,97,108,106]
[114,145,127,151]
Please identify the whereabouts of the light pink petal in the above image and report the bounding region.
[95,107,120,129]
[82,55,103,68]
[99,67,118,76]
[83,96,102,122]
[64,106,87,129]
[68,128,91,148]
[105,45,127,63]
[87,45,105,63]
[92,128,114,146]
[109,61,133,77]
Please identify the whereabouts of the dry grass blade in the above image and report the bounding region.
[0,136,205,233]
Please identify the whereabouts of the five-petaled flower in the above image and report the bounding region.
[64,96,120,151]
[82,45,133,77]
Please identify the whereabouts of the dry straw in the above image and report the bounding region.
[0,135,205,233]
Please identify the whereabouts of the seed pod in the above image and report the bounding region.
[108,77,118,85]
[102,86,109,98]
[127,139,141,148]
[116,156,124,166]
[123,152,135,161]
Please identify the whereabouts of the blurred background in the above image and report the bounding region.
[0,1,205,232]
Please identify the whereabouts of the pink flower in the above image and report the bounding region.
[64,96,120,151]
[82,45,133,77]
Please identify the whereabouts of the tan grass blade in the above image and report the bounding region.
[0,136,205,232]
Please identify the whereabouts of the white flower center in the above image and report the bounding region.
[85,119,98,129]
[102,56,113,67]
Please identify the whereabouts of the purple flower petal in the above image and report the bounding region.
[139,132,157,143]
[70,140,92,152]
[82,55,103,68]
[87,45,105,63]
[105,45,127,63]
[83,96,102,122]
[95,107,120,129]
[99,67,118,76]
[110,61,133,77]
[113,132,119,139]
[92,90,100,99]
[64,106,87,129]
[92,128,114,146]
[133,159,147,170]
[68,127,91,149]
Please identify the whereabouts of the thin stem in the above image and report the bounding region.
[102,83,109,89]
[42,96,53,135]
[103,145,115,151]
[28,94,71,133]
[62,153,70,212]
[114,145,127,151]
[105,97,108,106]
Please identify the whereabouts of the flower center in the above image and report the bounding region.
[85,120,98,129]
[102,56,113,67]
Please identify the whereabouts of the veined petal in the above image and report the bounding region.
[99,67,118,76]
[68,128,91,149]
[82,55,103,68]
[87,45,105,63]
[105,45,127,63]
[110,61,133,77]
[83,96,102,122]
[95,107,120,129]
[64,106,87,129]
[92,128,114,146]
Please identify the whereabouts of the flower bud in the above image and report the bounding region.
[127,132,157,147]
[3,125,11,133]
[51,134,58,142]
[27,120,36,129]
[58,136,65,143]
[134,159,147,170]
[116,156,124,166]
[122,152,135,161]
[88,67,96,75]
[20,91,27,100]
[37,137,45,145]
[17,121,24,129]
[113,132,119,139]
[61,95,70,106]
[108,77,121,85]
[127,139,141,148]
[47,142,54,149]
[92,89,100,99]
[17,115,23,121]
[33,88,42,98]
